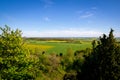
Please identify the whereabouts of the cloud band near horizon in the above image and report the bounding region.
[23,29,104,37]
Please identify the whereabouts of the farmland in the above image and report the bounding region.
[26,37,95,54]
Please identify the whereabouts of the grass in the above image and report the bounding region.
[26,39,92,54]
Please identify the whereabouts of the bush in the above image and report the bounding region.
[0,25,37,79]
[79,29,120,80]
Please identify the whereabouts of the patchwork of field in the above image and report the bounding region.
[26,38,93,54]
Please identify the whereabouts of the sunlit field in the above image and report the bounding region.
[26,38,93,54]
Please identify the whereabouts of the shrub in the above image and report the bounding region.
[0,25,36,79]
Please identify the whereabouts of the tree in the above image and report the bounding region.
[0,25,36,79]
[78,29,120,80]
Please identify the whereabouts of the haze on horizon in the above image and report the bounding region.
[0,0,120,37]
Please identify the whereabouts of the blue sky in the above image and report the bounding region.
[0,0,120,37]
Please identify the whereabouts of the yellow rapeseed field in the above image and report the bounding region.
[26,44,54,54]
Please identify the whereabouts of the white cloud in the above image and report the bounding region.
[23,29,103,37]
[77,7,97,19]
[80,13,94,18]
[114,32,120,37]
[41,0,54,8]
[43,17,50,21]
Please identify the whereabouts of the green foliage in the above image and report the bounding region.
[36,53,65,80]
[1,25,119,80]
[79,29,120,80]
[0,25,36,79]
[60,48,74,71]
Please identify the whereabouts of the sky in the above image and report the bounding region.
[0,0,120,37]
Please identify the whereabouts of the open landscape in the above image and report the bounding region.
[0,0,120,80]
[0,26,120,80]
[26,37,120,54]
[26,37,93,54]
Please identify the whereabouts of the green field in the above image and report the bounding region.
[26,38,93,54]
